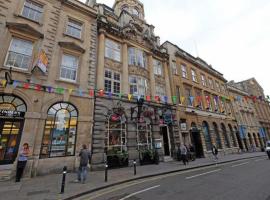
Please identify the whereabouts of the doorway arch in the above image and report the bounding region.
[221,123,230,148]
[213,122,222,149]
[190,122,203,158]
[202,121,212,151]
[0,94,27,165]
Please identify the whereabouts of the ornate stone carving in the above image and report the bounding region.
[128,65,149,78]
[105,58,122,72]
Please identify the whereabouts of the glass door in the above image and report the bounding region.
[0,120,24,165]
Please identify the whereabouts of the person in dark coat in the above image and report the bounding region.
[16,143,30,182]
[76,144,91,184]
[212,145,218,161]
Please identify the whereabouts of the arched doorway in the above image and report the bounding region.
[202,121,212,151]
[228,124,237,147]
[234,126,243,150]
[221,123,230,148]
[0,94,27,165]
[213,122,222,149]
[253,133,259,147]
[190,122,203,158]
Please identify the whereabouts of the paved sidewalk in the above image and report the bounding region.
[0,152,266,200]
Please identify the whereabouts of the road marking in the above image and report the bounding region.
[254,158,266,162]
[119,185,160,200]
[185,169,221,180]
[231,162,249,168]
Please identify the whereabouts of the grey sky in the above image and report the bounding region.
[84,0,270,96]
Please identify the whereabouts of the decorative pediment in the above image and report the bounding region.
[6,22,44,39]
[58,42,85,53]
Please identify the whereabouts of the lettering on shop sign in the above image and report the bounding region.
[0,110,25,118]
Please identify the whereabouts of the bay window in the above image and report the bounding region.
[129,76,148,96]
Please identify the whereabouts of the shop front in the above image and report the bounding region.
[0,94,26,165]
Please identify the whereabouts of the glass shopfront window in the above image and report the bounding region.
[40,102,78,158]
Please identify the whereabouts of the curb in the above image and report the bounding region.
[64,154,266,200]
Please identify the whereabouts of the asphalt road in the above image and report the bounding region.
[78,156,270,200]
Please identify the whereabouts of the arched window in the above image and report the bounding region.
[40,102,78,158]
[202,121,212,151]
[221,123,230,148]
[228,124,237,147]
[213,122,222,149]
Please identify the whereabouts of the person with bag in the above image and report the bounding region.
[16,143,30,182]
[76,144,91,184]
[212,145,218,161]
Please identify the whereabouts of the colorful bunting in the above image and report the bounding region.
[128,94,132,101]
[172,96,177,104]
[68,88,73,94]
[180,97,185,104]
[146,95,151,102]
[1,80,7,87]
[23,83,30,89]
[99,89,104,97]
[89,89,94,97]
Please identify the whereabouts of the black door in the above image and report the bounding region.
[0,119,24,165]
[235,131,244,150]
[162,127,170,156]
[191,130,204,158]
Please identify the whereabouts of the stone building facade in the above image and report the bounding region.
[235,78,270,141]
[91,0,180,169]
[162,41,239,157]
[227,82,265,151]
[0,0,97,179]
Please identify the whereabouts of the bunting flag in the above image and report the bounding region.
[35,84,42,91]
[163,96,168,103]
[68,88,73,94]
[1,80,7,87]
[99,89,104,97]
[56,87,64,94]
[146,95,151,101]
[23,83,30,89]
[180,96,185,104]
[230,96,235,102]
[128,94,132,101]
[189,96,194,105]
[155,96,160,103]
[108,92,112,99]
[89,89,94,97]
[244,96,249,101]
[78,89,83,97]
[205,95,211,108]
[13,80,19,88]
[118,93,123,99]
[221,96,226,102]
[48,86,53,93]
[172,96,177,104]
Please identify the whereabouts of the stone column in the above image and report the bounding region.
[122,43,129,94]
[164,61,172,103]
[148,55,155,97]
[96,29,106,90]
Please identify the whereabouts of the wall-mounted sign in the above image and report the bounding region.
[180,123,187,131]
[0,110,25,118]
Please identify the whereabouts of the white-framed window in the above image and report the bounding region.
[215,81,220,92]
[191,69,197,82]
[153,59,162,76]
[128,47,147,68]
[201,74,206,86]
[172,61,177,75]
[208,78,214,89]
[22,0,43,22]
[60,54,78,82]
[5,38,33,70]
[105,39,121,62]
[104,69,121,94]
[155,84,166,97]
[181,64,187,78]
[129,76,148,96]
[66,19,82,39]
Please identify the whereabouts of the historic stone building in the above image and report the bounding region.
[0,0,97,179]
[91,0,181,169]
[162,41,239,157]
[227,81,265,151]
[234,78,270,141]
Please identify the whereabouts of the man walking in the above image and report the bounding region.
[77,144,91,184]
[212,145,218,161]
[180,144,188,165]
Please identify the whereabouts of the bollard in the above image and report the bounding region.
[105,163,108,182]
[60,166,67,194]
[133,159,136,176]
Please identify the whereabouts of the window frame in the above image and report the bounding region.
[201,74,206,86]
[181,64,187,78]
[59,53,79,83]
[191,69,197,82]
[104,68,121,94]
[21,0,43,23]
[129,76,148,96]
[105,39,121,62]
[128,47,147,68]
[66,18,83,39]
[4,37,34,71]
[153,59,163,76]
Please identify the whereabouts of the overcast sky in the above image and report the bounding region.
[83,0,270,96]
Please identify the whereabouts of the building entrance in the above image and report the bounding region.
[161,126,170,156]
[191,130,204,158]
[0,95,26,165]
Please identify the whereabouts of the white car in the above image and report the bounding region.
[266,141,270,159]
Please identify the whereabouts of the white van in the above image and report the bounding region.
[266,141,270,159]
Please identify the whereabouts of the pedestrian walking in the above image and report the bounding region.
[76,144,91,184]
[15,143,30,182]
[211,145,218,161]
[180,144,188,165]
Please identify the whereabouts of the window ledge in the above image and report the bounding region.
[2,65,32,75]
[55,79,79,86]
[14,13,43,26]
[63,33,84,42]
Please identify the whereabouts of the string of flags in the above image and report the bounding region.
[1,79,270,105]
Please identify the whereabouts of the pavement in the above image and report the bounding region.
[0,151,267,200]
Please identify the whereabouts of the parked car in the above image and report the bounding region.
[266,141,270,159]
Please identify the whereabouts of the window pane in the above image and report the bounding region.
[60,54,78,81]
[66,20,82,39]
[22,0,43,22]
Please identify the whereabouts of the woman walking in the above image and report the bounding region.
[16,143,30,182]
